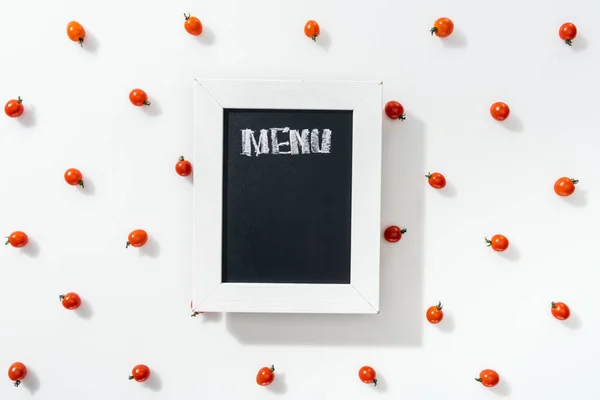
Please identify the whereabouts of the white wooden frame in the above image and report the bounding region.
[192,79,382,314]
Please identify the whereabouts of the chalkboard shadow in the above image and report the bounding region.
[23,368,40,394]
[226,115,426,347]
[267,372,287,395]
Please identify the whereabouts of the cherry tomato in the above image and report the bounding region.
[129,365,150,382]
[485,234,509,252]
[304,20,320,41]
[129,89,151,106]
[384,226,406,243]
[490,102,510,121]
[431,17,454,37]
[5,231,28,248]
[551,301,570,320]
[184,13,203,36]
[67,21,86,47]
[475,369,499,387]
[126,229,148,248]
[426,172,446,189]
[176,156,192,176]
[64,168,84,188]
[358,366,377,386]
[559,22,577,46]
[554,177,578,196]
[384,101,405,120]
[60,292,82,310]
[256,365,275,386]
[5,97,24,118]
[8,362,27,387]
[426,302,444,324]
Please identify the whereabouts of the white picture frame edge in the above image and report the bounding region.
[192,78,382,314]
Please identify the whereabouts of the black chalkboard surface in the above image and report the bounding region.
[222,109,353,284]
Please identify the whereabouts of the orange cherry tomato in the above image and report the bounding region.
[175,156,192,176]
[554,177,578,196]
[426,172,446,189]
[551,301,570,320]
[384,226,406,243]
[64,168,84,188]
[485,234,509,252]
[490,102,510,121]
[126,229,148,248]
[384,101,405,120]
[129,365,150,382]
[8,362,27,387]
[358,366,377,386]
[129,89,151,106]
[184,13,203,36]
[256,365,275,386]
[304,20,320,41]
[476,369,499,387]
[426,302,444,324]
[60,292,82,310]
[66,21,86,47]
[559,22,577,46]
[5,97,24,118]
[5,231,28,248]
[431,17,454,37]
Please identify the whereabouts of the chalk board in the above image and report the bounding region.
[222,109,353,284]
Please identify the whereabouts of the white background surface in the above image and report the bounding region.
[0,0,598,398]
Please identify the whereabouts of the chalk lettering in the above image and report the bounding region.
[289,129,310,155]
[271,128,291,155]
[241,128,331,156]
[311,129,331,153]
[241,128,269,156]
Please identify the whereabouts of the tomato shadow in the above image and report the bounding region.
[80,176,96,195]
[373,372,388,392]
[498,244,520,262]
[562,189,587,207]
[563,312,582,330]
[21,238,40,258]
[266,373,287,395]
[438,181,457,198]
[139,236,160,258]
[142,100,162,117]
[142,370,162,392]
[18,104,37,128]
[22,368,40,395]
[316,30,332,52]
[83,31,100,54]
[195,26,215,46]
[75,301,94,320]
[501,114,524,133]
[435,311,455,333]
[571,34,588,52]
[490,379,511,396]
[442,29,468,49]
[226,115,426,348]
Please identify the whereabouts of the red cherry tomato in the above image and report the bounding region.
[175,156,192,176]
[559,22,577,46]
[426,172,446,189]
[64,168,84,188]
[304,20,320,41]
[490,102,510,121]
[5,231,28,248]
[431,17,454,37]
[129,365,150,382]
[384,226,406,243]
[485,234,509,252]
[358,366,377,386]
[126,229,148,248]
[67,21,86,47]
[129,89,151,106]
[384,101,405,120]
[554,177,578,196]
[551,301,570,320]
[184,13,203,36]
[8,362,27,387]
[60,292,82,310]
[5,97,24,118]
[475,369,499,387]
[426,302,444,324]
[256,365,275,386]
